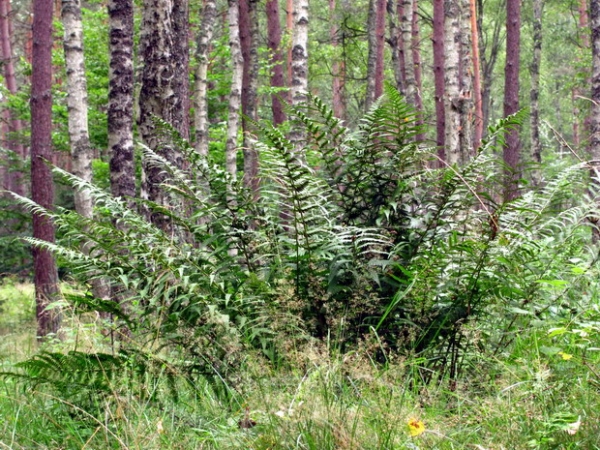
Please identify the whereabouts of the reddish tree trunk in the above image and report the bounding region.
[411,0,424,141]
[31,0,61,338]
[266,0,286,125]
[470,0,483,149]
[503,0,521,201]
[0,0,25,195]
[432,0,445,163]
[374,0,386,99]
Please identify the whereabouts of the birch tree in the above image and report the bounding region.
[530,0,542,186]
[590,0,600,240]
[444,0,461,165]
[226,0,243,179]
[194,0,216,157]
[289,0,308,152]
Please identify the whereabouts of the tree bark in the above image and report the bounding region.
[290,0,308,152]
[411,0,424,141]
[108,0,135,204]
[503,0,521,201]
[591,0,600,240]
[31,0,61,338]
[433,0,445,163]
[365,0,377,109]
[374,0,386,100]
[444,0,461,165]
[139,0,189,225]
[469,0,482,149]
[266,0,287,125]
[226,0,243,179]
[0,0,24,196]
[529,0,542,186]
[239,0,259,197]
[401,0,415,103]
[194,0,216,157]
[330,0,345,119]
[388,0,404,94]
[458,0,473,159]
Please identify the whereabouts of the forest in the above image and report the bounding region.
[0,0,599,448]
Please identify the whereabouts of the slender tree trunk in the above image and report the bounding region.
[139,0,189,227]
[388,0,404,94]
[0,0,24,196]
[479,0,502,132]
[62,0,111,302]
[411,0,424,140]
[444,0,461,165]
[401,0,415,102]
[226,0,243,179]
[374,0,386,100]
[458,0,473,159]
[194,0,216,157]
[31,0,61,338]
[530,0,542,186]
[365,0,377,109]
[108,0,135,204]
[266,0,286,125]
[239,0,259,197]
[286,0,293,88]
[433,0,445,162]
[503,0,521,201]
[330,0,345,119]
[590,0,600,241]
[574,0,589,148]
[469,0,482,149]
[290,0,309,152]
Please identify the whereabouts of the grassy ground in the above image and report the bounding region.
[0,280,598,449]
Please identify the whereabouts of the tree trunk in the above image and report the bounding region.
[458,0,473,159]
[529,0,542,186]
[433,0,445,163]
[374,0,386,100]
[227,0,243,179]
[108,0,135,204]
[479,0,502,133]
[0,0,24,196]
[411,0,424,141]
[139,0,189,226]
[286,0,293,87]
[469,0,482,149]
[401,0,415,102]
[365,0,377,110]
[194,0,216,157]
[444,0,461,165]
[330,0,345,119]
[266,0,287,125]
[239,0,260,197]
[503,0,521,201]
[591,0,600,241]
[290,0,308,152]
[388,0,404,94]
[31,0,61,338]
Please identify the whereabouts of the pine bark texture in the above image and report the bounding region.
[433,0,445,162]
[139,0,189,215]
[194,0,216,157]
[530,0,542,186]
[31,0,61,338]
[240,0,260,196]
[266,0,286,125]
[0,0,24,195]
[226,0,243,179]
[444,0,461,165]
[503,0,521,201]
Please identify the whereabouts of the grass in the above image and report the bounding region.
[0,280,598,449]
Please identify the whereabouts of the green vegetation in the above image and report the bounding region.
[2,91,600,448]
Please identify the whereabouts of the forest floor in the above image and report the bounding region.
[0,280,598,449]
